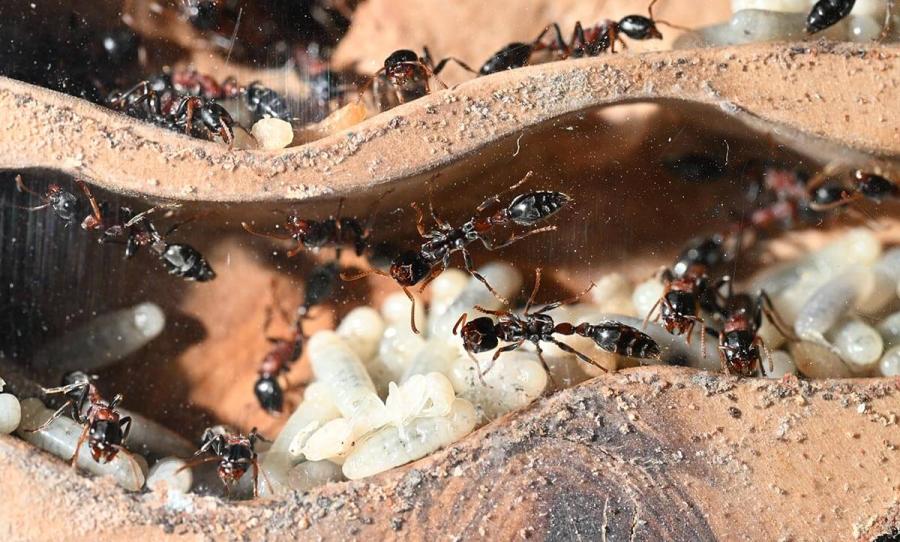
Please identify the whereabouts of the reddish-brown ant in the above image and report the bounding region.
[565,0,677,57]
[806,167,898,212]
[342,172,571,333]
[179,426,270,498]
[454,268,660,377]
[362,47,473,104]
[29,371,132,465]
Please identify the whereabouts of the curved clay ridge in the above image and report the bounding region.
[0,41,897,202]
[2,366,899,540]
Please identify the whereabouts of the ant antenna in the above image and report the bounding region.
[241,221,294,241]
[648,0,692,32]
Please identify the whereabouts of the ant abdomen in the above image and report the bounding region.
[506,191,571,226]
[577,322,661,360]
[160,244,216,282]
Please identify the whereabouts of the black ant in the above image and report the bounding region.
[241,195,386,258]
[454,268,660,377]
[253,262,340,413]
[109,81,235,146]
[13,175,80,224]
[244,81,292,121]
[342,172,571,333]
[29,371,132,465]
[365,47,473,103]
[806,0,895,37]
[565,0,686,57]
[477,24,567,75]
[807,168,898,212]
[178,426,270,498]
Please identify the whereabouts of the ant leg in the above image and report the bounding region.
[75,180,104,230]
[473,304,509,316]
[534,344,558,390]
[109,80,149,108]
[482,225,558,251]
[218,118,234,149]
[491,341,523,363]
[174,455,221,475]
[340,267,391,282]
[535,281,597,315]
[256,459,275,496]
[416,263,445,294]
[452,313,468,336]
[476,171,535,214]
[241,222,294,241]
[757,336,772,376]
[718,333,730,375]
[523,268,543,314]
[183,97,200,136]
[70,422,91,466]
[464,349,488,385]
[642,297,662,329]
[26,400,73,433]
[549,338,607,372]
[252,460,260,498]
[878,0,895,42]
[401,286,421,335]
[462,249,509,305]
[410,202,429,237]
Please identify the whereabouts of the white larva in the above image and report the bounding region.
[260,381,340,495]
[427,262,523,341]
[788,340,854,379]
[861,248,900,315]
[16,398,146,491]
[827,319,884,372]
[31,302,165,378]
[794,268,876,345]
[427,269,469,321]
[765,350,798,378]
[367,324,427,396]
[336,307,385,363]
[632,279,664,323]
[877,311,900,349]
[308,331,389,432]
[146,457,193,494]
[119,409,195,458]
[385,373,456,427]
[285,459,344,491]
[301,418,358,461]
[448,351,547,422]
[380,291,426,333]
[341,398,477,480]
[402,339,461,382]
[879,345,900,376]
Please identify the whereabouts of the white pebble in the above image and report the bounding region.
[0,393,21,434]
[32,302,165,378]
[251,118,294,150]
[147,457,192,494]
[448,352,547,422]
[260,382,340,496]
[632,279,664,322]
[828,319,884,372]
[385,373,456,427]
[765,350,797,378]
[336,307,385,363]
[342,398,477,480]
[308,331,389,432]
[16,398,146,491]
[380,291,426,332]
[285,460,344,491]
[427,262,523,340]
[877,311,900,349]
[789,340,854,378]
[879,345,900,376]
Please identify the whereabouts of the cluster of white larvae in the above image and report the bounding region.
[677,0,899,47]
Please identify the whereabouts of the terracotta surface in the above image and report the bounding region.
[2,367,900,541]
[1,41,898,203]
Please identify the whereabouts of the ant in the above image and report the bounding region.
[364,47,473,103]
[342,172,571,333]
[253,263,340,413]
[178,426,270,498]
[109,81,235,146]
[12,175,80,224]
[477,24,567,75]
[807,0,895,38]
[806,167,898,212]
[241,194,387,258]
[243,81,292,121]
[564,0,685,57]
[29,371,132,465]
[454,268,660,377]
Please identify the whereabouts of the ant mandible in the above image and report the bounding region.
[454,268,661,377]
[342,172,571,333]
[178,426,271,498]
[29,371,132,465]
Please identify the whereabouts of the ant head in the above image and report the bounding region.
[47,187,78,223]
[618,15,663,40]
[854,171,897,202]
[385,49,420,69]
[287,216,313,240]
[811,182,846,207]
[461,317,499,353]
[254,375,284,413]
[390,251,432,286]
[721,330,759,376]
[198,102,235,129]
[88,419,125,463]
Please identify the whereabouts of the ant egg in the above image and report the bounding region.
[17,398,146,491]
[336,307,385,363]
[427,262,523,340]
[448,352,547,422]
[731,0,808,13]
[308,331,389,431]
[0,392,21,434]
[879,346,900,376]
[380,291,426,331]
[146,457,192,494]
[385,373,455,427]
[632,279,664,322]
[428,269,469,318]
[32,302,165,378]
[788,340,854,379]
[876,311,900,349]
[250,118,294,150]
[828,319,884,373]
[794,268,875,345]
[285,459,344,491]
[342,398,477,480]
[766,350,798,378]
[851,0,888,17]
